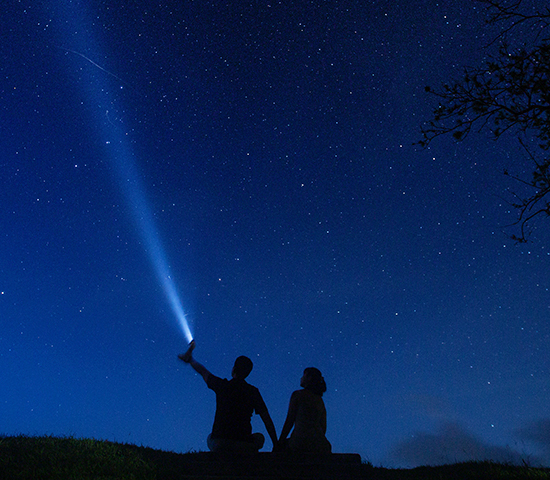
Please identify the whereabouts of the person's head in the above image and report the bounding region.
[300,367,327,396]
[232,356,253,380]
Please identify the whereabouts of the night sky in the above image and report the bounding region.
[2,0,550,468]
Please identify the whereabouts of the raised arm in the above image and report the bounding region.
[188,357,212,383]
[178,341,211,383]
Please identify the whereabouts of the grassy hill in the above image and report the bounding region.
[1,435,548,480]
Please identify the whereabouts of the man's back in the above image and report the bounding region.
[207,375,268,440]
[179,346,278,451]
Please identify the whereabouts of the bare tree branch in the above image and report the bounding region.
[419,1,550,242]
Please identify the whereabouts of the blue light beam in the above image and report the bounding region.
[54,5,193,342]
[111,145,194,343]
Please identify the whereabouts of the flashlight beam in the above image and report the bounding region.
[113,144,194,343]
[56,4,193,342]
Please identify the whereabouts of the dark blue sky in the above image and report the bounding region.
[2,0,549,467]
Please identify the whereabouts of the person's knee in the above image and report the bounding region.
[251,432,265,450]
[207,434,215,451]
[207,434,264,453]
[207,434,223,452]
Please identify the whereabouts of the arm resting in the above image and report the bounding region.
[279,392,298,441]
[259,410,278,447]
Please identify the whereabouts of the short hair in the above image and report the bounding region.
[233,356,253,379]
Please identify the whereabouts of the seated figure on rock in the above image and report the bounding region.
[179,341,278,453]
[278,367,332,454]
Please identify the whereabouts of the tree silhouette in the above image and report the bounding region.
[420,0,550,242]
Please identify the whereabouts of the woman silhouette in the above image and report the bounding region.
[278,367,332,453]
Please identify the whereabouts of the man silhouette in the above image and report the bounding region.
[179,341,278,453]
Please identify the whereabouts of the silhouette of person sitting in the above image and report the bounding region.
[179,341,278,453]
[278,367,332,454]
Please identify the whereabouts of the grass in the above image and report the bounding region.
[0,435,156,480]
[394,462,550,480]
[0,434,549,479]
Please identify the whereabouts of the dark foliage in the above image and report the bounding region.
[420,0,550,242]
[1,435,549,479]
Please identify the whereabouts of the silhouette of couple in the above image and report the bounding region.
[178,341,331,454]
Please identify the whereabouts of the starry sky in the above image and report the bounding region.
[2,0,549,468]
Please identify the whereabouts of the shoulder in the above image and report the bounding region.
[247,382,264,399]
[244,382,266,405]
[293,388,322,403]
[290,389,305,401]
[248,382,261,393]
[206,374,227,390]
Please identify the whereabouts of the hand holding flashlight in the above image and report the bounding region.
[178,340,195,363]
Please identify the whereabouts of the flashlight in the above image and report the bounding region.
[179,340,195,363]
